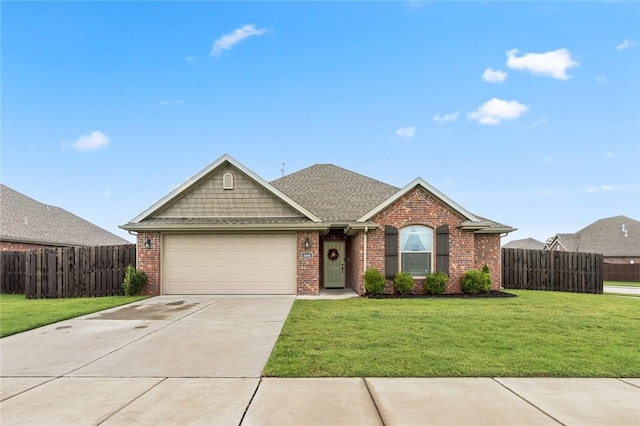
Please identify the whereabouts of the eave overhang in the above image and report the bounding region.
[120,222,330,233]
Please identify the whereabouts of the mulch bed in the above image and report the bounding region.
[365,291,517,299]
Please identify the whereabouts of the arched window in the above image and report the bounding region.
[400,225,433,276]
[222,172,234,190]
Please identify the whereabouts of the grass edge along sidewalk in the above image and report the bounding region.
[0,294,148,337]
[605,281,640,288]
[264,290,639,378]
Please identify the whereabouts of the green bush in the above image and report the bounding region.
[460,268,491,294]
[364,268,386,295]
[123,265,148,296]
[393,272,414,295]
[424,271,449,295]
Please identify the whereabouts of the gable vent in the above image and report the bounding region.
[223,172,234,190]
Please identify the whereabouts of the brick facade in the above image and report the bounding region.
[0,241,54,251]
[297,231,320,295]
[136,232,161,295]
[360,187,503,294]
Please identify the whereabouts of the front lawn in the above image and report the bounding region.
[0,294,148,337]
[264,290,639,377]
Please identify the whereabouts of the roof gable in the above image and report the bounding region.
[554,215,640,256]
[127,154,321,225]
[0,184,131,246]
[358,178,480,222]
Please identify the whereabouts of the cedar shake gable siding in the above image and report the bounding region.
[155,164,307,220]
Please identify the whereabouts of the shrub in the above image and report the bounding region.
[364,268,386,295]
[393,272,414,295]
[460,268,491,294]
[123,265,148,296]
[424,271,449,295]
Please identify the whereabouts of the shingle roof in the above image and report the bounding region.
[503,237,546,250]
[554,215,640,257]
[1,184,131,247]
[270,164,400,222]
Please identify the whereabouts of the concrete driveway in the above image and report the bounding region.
[0,295,294,425]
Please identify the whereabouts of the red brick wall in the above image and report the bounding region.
[297,231,320,295]
[0,241,53,251]
[474,234,502,290]
[365,187,501,294]
[137,232,161,295]
[347,232,364,294]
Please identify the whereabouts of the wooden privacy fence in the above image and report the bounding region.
[603,263,640,282]
[1,244,136,298]
[502,248,603,294]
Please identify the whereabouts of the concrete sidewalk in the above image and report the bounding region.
[2,376,638,425]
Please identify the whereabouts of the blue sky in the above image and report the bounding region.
[2,1,639,244]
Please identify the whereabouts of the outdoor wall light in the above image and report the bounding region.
[144,238,152,249]
[304,236,310,249]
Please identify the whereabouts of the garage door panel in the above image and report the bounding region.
[163,234,296,294]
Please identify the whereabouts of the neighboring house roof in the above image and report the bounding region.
[123,154,516,235]
[546,215,640,257]
[503,237,546,250]
[0,184,131,247]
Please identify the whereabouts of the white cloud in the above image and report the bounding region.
[70,131,110,151]
[159,99,184,106]
[585,184,614,193]
[433,112,459,123]
[482,68,508,83]
[595,75,608,84]
[616,39,637,50]
[467,98,528,125]
[526,115,549,130]
[210,24,268,57]
[506,48,579,80]
[395,126,416,139]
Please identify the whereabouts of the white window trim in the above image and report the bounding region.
[222,172,234,190]
[399,225,434,278]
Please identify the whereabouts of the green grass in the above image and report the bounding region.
[605,281,640,288]
[0,294,148,337]
[264,290,640,378]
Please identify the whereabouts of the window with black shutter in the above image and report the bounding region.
[436,224,450,275]
[385,225,398,278]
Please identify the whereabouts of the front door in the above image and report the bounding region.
[323,240,345,289]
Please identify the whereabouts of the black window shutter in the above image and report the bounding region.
[436,225,450,275]
[385,225,398,279]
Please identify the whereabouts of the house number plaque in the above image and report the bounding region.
[301,252,313,259]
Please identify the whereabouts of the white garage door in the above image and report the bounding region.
[163,234,296,294]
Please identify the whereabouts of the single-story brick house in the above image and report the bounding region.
[121,154,515,295]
